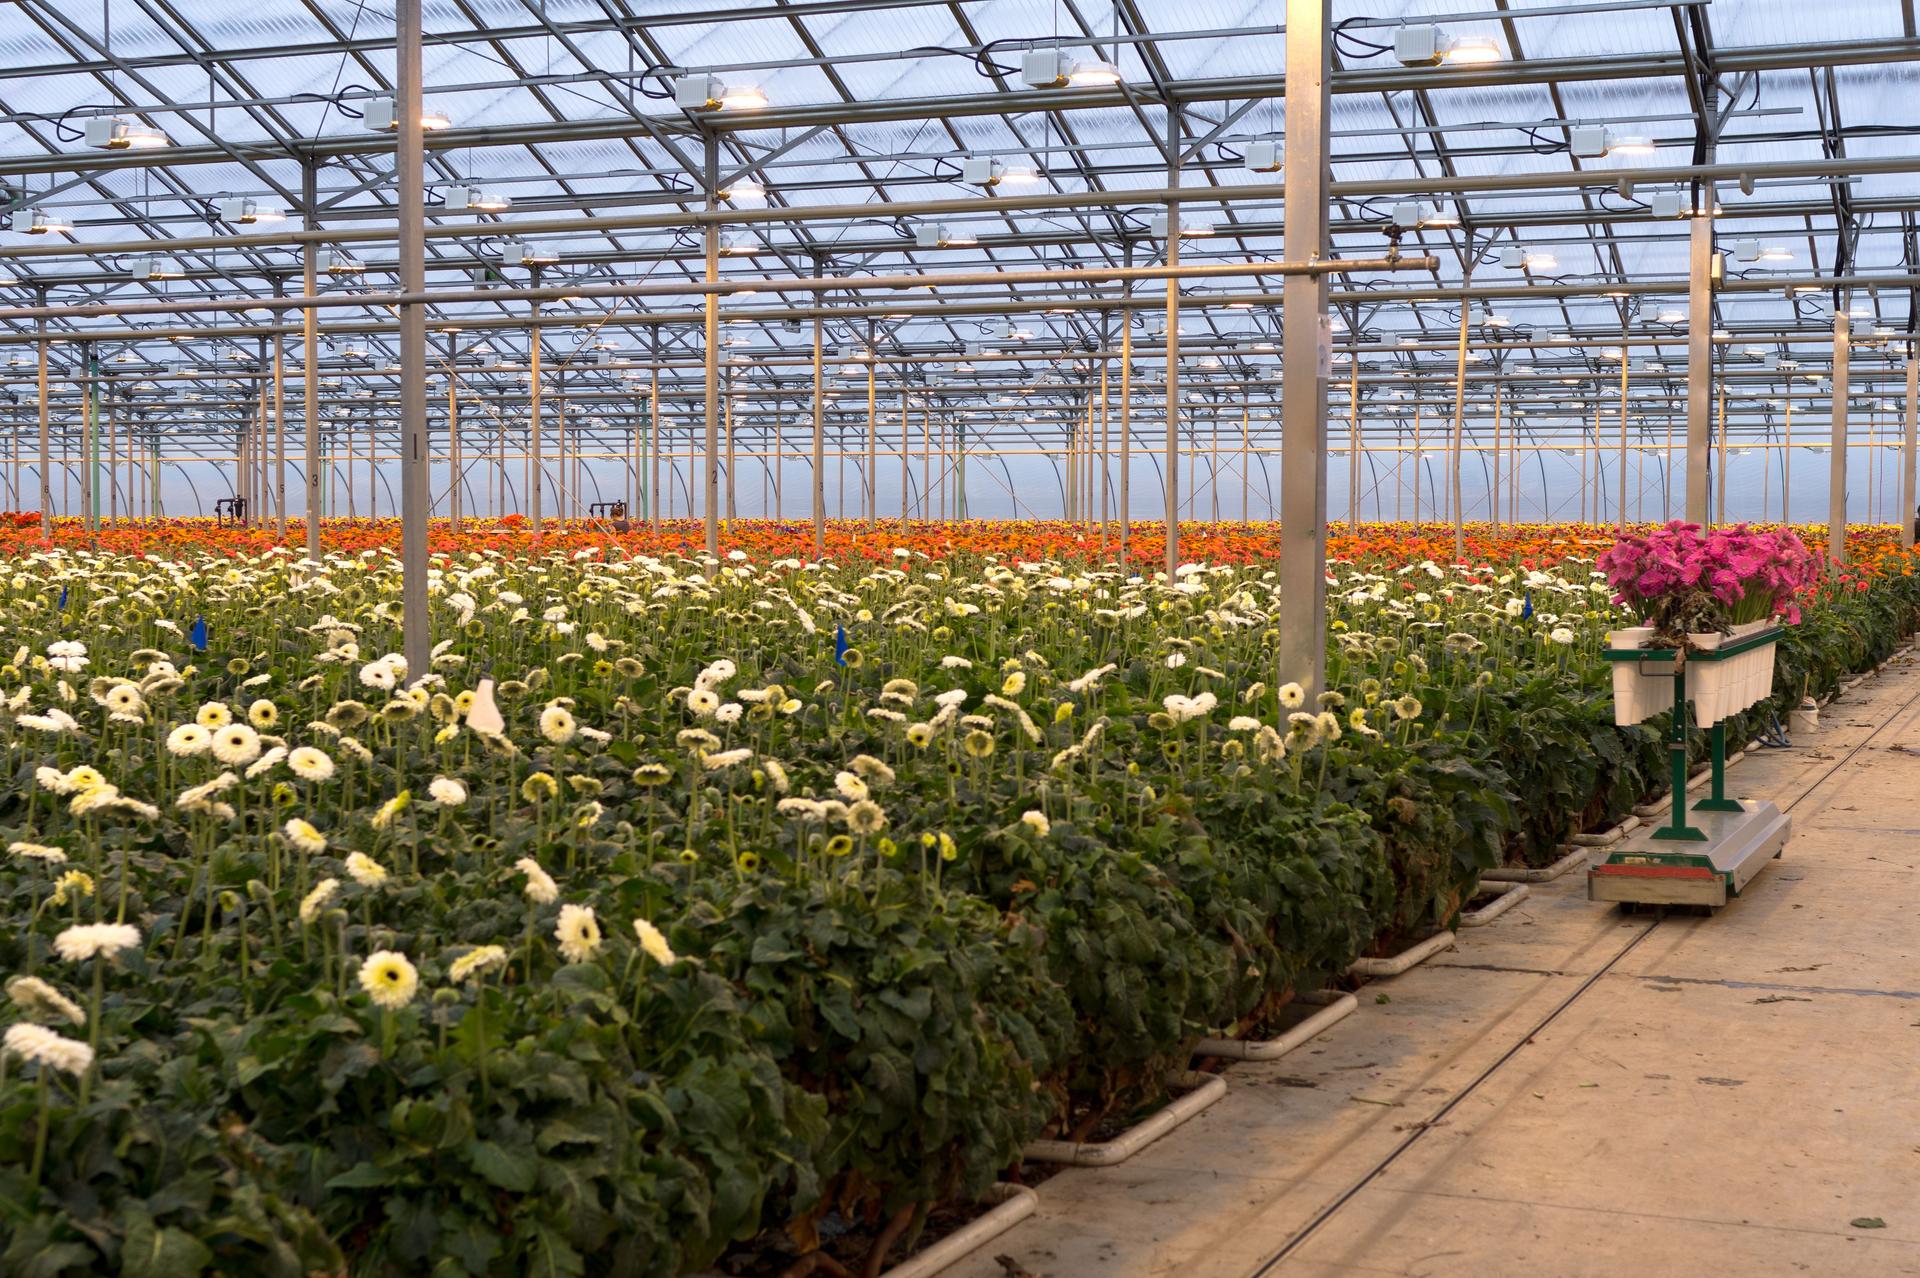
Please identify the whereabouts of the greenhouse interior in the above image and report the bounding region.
[0,1,1917,1275]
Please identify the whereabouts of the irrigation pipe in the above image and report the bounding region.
[1347,930,1456,979]
[1458,882,1531,928]
[875,1184,1039,1278]
[1482,843,1590,884]
[1021,1071,1227,1168]
[1194,991,1359,1063]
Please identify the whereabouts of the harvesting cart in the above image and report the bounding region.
[1591,624,1791,909]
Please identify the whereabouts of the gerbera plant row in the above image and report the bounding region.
[0,522,1915,1277]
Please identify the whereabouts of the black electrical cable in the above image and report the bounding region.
[634,65,680,100]
[904,42,1021,79]
[52,107,88,143]
[291,86,372,119]
[1521,125,1568,155]
[1597,189,1652,213]
[1333,17,1393,58]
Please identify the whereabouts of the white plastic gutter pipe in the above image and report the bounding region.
[1193,990,1359,1062]
[876,1184,1039,1278]
[1348,930,1456,979]
[1459,882,1531,927]
[1483,844,1590,884]
[1020,1070,1227,1167]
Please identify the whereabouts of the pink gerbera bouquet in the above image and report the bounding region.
[1598,521,1817,644]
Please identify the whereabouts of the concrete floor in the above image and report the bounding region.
[955,650,1920,1278]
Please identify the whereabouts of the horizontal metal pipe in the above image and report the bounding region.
[3,271,1913,344]
[0,37,1903,182]
[0,153,1905,263]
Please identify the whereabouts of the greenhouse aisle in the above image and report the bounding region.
[957,649,1920,1278]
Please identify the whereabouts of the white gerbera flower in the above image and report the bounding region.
[287,746,335,782]
[3,1022,93,1076]
[554,903,602,964]
[166,723,211,756]
[195,702,232,729]
[283,818,327,855]
[52,922,142,962]
[6,975,86,1025]
[358,950,419,1009]
[210,723,262,766]
[516,857,558,904]
[539,704,577,744]
[632,918,676,965]
[46,641,89,673]
[1020,810,1051,837]
[344,851,388,888]
[244,746,287,780]
[298,877,339,924]
[428,776,467,807]
[449,945,508,984]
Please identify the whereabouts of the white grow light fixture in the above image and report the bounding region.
[1390,202,1424,228]
[1148,211,1214,238]
[499,240,558,266]
[364,97,452,131]
[84,116,168,150]
[445,186,511,212]
[12,207,72,235]
[1649,189,1687,219]
[1020,50,1070,88]
[129,256,183,280]
[1244,141,1283,173]
[673,75,767,111]
[914,222,978,248]
[1019,49,1123,88]
[218,196,286,225]
[318,250,365,276]
[1393,26,1502,66]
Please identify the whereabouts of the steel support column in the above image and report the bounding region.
[395,0,431,679]
[811,271,825,553]
[1904,352,1917,548]
[448,332,461,531]
[1278,0,1332,697]
[1449,267,1469,556]
[1685,210,1715,524]
[302,161,321,560]
[273,301,286,538]
[530,287,543,533]
[703,132,721,555]
[1830,309,1850,561]
[1163,107,1182,578]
